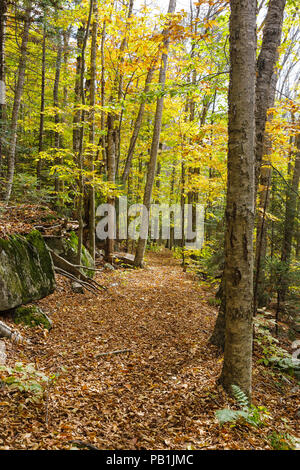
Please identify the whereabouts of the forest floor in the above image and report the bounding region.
[0,249,299,450]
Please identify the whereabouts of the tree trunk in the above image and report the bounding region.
[87,0,98,262]
[105,111,116,263]
[121,64,156,185]
[278,133,300,306]
[4,1,32,202]
[0,0,7,174]
[37,22,46,188]
[76,0,93,265]
[253,74,278,310]
[255,0,286,189]
[209,0,286,348]
[219,0,256,399]
[53,31,63,198]
[134,0,177,267]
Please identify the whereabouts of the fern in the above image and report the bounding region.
[231,385,249,410]
[215,384,268,427]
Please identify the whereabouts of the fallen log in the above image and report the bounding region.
[95,349,132,358]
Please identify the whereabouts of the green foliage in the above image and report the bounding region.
[10,173,52,204]
[254,314,300,378]
[269,431,299,450]
[231,384,249,408]
[263,257,300,310]
[215,385,269,428]
[0,362,50,403]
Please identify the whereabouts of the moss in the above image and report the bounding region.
[26,230,55,292]
[0,230,55,311]
[65,232,95,278]
[14,305,52,330]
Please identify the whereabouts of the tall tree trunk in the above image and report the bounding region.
[277,133,300,307]
[209,0,286,348]
[121,63,156,185]
[115,0,134,179]
[134,0,177,267]
[5,1,32,202]
[76,0,93,265]
[253,74,278,310]
[255,0,286,189]
[0,0,7,174]
[105,0,134,261]
[37,22,46,188]
[73,25,84,158]
[98,20,106,170]
[53,31,63,198]
[87,0,98,262]
[219,0,256,399]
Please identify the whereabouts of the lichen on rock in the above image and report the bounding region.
[0,230,55,311]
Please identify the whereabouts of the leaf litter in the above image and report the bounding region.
[0,250,298,450]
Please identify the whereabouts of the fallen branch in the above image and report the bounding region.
[95,349,132,358]
[0,320,23,343]
[48,247,107,290]
[69,440,100,451]
[54,267,99,295]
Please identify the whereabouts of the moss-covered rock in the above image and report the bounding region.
[0,231,55,311]
[14,305,52,330]
[45,231,94,278]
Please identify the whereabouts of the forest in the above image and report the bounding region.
[0,0,299,452]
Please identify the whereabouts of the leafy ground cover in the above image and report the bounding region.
[0,251,298,450]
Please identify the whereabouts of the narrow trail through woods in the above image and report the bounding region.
[2,251,297,449]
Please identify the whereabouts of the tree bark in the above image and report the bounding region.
[0,0,7,173]
[278,133,300,306]
[87,0,98,262]
[76,0,93,265]
[219,0,256,399]
[53,30,63,198]
[209,0,286,348]
[121,64,156,185]
[37,22,46,188]
[134,0,177,267]
[255,0,286,189]
[4,1,32,202]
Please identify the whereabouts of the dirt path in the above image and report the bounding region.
[1,251,298,449]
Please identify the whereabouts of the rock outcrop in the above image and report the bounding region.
[0,231,55,311]
[45,231,94,277]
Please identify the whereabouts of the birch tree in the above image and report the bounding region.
[219,0,256,398]
[134,0,177,267]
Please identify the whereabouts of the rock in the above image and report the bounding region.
[104,263,115,270]
[0,341,6,365]
[0,230,55,311]
[71,282,84,294]
[45,231,94,278]
[95,249,104,259]
[14,305,52,330]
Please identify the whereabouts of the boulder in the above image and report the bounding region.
[0,231,55,311]
[71,281,84,294]
[104,263,115,271]
[45,231,94,278]
[14,305,52,330]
